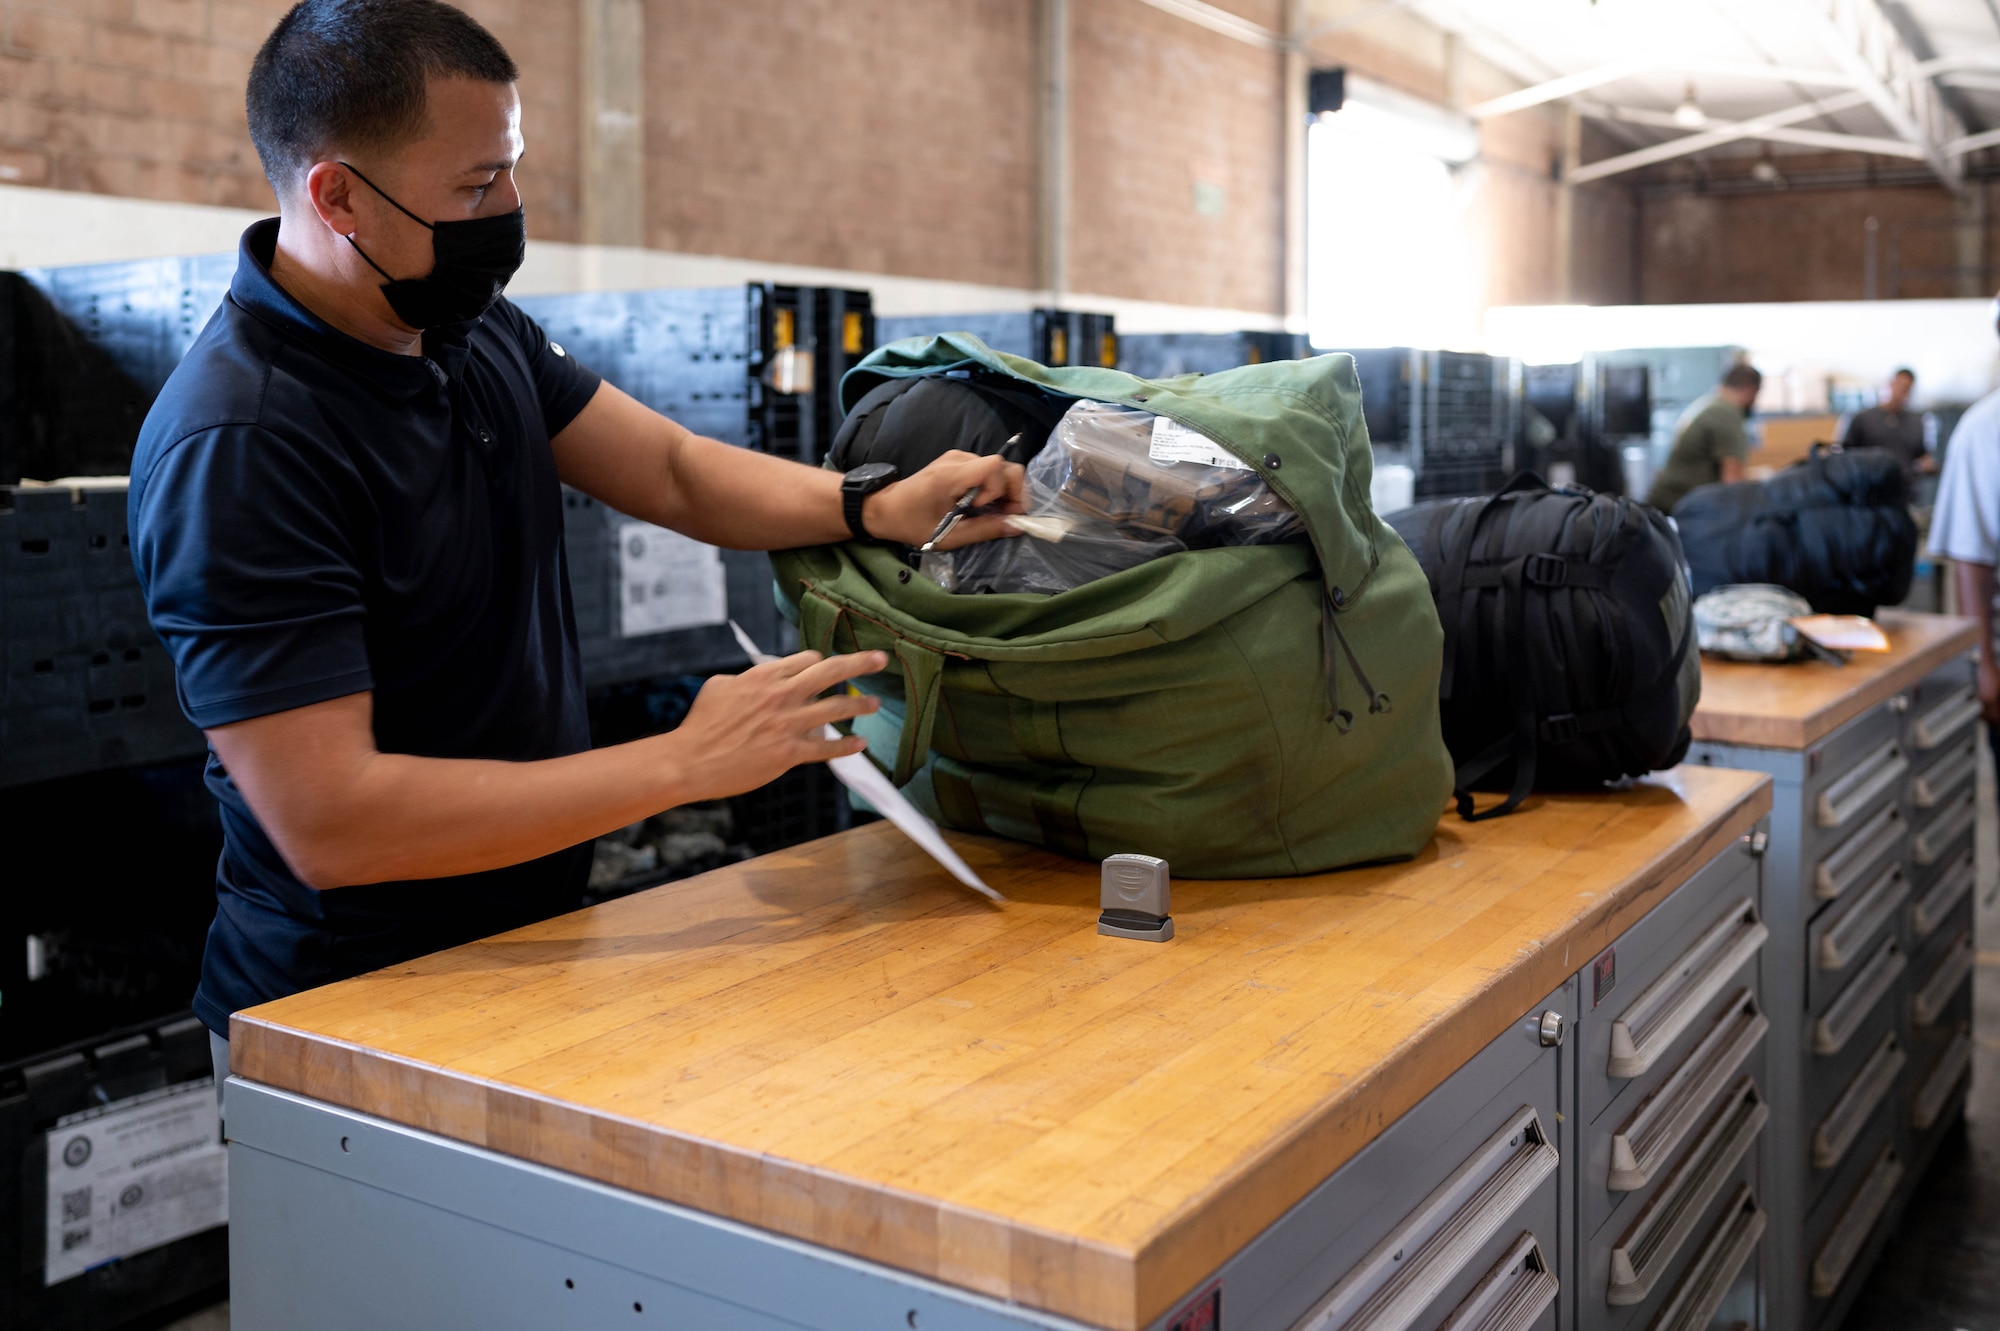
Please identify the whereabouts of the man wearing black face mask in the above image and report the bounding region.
[128,0,1026,1089]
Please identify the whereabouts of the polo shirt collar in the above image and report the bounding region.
[228,219,477,400]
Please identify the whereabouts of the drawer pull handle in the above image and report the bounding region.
[1913,688,1980,750]
[1294,1106,1558,1331]
[1812,1032,1905,1170]
[1436,1232,1560,1331]
[1912,851,1975,941]
[1611,989,1767,1192]
[1811,1145,1903,1299]
[1912,1025,1973,1133]
[1609,900,1767,1080]
[1816,741,1909,828]
[1643,1185,1765,1331]
[1912,931,1975,1028]
[1813,939,1904,1057]
[1819,865,1910,972]
[1607,1078,1767,1306]
[1814,804,1904,902]
[1911,740,1976,808]
[1913,791,1976,866]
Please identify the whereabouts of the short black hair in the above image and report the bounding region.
[1891,367,1916,381]
[1721,364,1762,392]
[247,0,517,186]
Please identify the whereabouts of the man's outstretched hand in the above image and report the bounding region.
[669,649,888,799]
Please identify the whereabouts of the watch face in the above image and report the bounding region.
[845,462,899,490]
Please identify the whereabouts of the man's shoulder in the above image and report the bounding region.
[136,298,284,460]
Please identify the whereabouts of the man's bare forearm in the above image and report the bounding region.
[1956,560,1996,664]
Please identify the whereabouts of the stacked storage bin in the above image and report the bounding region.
[1,481,203,788]
[1114,330,1309,380]
[873,308,1117,368]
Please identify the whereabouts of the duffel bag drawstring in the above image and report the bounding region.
[1321,589,1392,733]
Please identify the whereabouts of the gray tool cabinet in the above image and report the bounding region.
[224,820,1770,1331]
[1687,635,1979,1331]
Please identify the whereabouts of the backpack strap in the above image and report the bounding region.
[890,639,947,787]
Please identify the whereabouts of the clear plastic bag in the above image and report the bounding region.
[923,400,1304,595]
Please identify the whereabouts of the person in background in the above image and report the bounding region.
[1842,367,1935,475]
[1928,304,2000,737]
[1645,363,1762,513]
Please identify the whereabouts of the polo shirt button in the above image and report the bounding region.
[478,430,491,444]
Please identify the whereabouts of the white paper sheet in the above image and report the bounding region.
[729,621,1002,903]
[44,1079,226,1285]
[619,522,728,639]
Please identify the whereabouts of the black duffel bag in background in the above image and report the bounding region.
[1388,475,1701,820]
[1671,444,1917,615]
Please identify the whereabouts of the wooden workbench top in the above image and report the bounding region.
[233,767,1770,1330]
[1692,609,1978,750]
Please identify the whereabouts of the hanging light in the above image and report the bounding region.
[1673,84,1705,129]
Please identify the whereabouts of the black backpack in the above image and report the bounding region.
[828,367,1076,475]
[1671,445,1916,615]
[1388,475,1700,820]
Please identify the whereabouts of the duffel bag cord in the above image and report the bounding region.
[1320,590,1392,733]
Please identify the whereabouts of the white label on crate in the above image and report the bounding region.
[44,1079,226,1285]
[618,522,728,639]
[1147,416,1251,471]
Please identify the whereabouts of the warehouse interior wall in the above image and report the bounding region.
[0,0,1635,336]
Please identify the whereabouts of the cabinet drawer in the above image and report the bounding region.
[1812,936,1905,1059]
[1236,994,1571,1331]
[1606,1078,1766,1307]
[1813,738,1909,831]
[1912,848,1976,943]
[1586,989,1765,1241]
[1582,1145,1760,1331]
[1812,803,1906,903]
[1811,1031,1904,1175]
[1912,929,1975,1030]
[1581,847,1762,1128]
[1808,1140,1903,1306]
[1912,787,1976,868]
[1910,683,1980,753]
[1912,1023,1973,1136]
[1433,1232,1558,1331]
[1641,1185,1765,1331]
[1808,862,1909,1013]
[1289,1103,1560,1331]
[1910,734,1977,809]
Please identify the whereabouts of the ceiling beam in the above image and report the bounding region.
[1949,125,2000,156]
[1471,59,1861,120]
[1125,0,1286,51]
[1569,90,1875,183]
[1792,0,1965,189]
[1584,101,1926,159]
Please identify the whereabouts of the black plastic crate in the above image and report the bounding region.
[875,308,1118,367]
[561,487,792,691]
[2,484,206,789]
[1114,330,1308,380]
[727,761,858,857]
[0,1011,228,1331]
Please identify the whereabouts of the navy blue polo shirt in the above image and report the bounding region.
[130,220,604,1037]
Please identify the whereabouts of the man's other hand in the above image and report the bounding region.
[670,649,888,799]
[861,450,1026,550]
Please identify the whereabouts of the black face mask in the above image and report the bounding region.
[339,162,525,329]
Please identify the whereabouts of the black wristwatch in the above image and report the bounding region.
[840,462,900,540]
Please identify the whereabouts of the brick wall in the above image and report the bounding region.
[1068,0,1286,313]
[0,0,581,237]
[644,0,1038,289]
[1636,177,1987,304]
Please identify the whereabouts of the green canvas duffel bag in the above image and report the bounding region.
[769,334,1453,878]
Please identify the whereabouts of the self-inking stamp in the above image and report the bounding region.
[1097,854,1173,941]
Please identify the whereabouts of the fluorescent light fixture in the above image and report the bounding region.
[1672,84,1705,129]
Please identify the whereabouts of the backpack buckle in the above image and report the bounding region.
[1524,553,1569,587]
[1541,713,1582,743]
